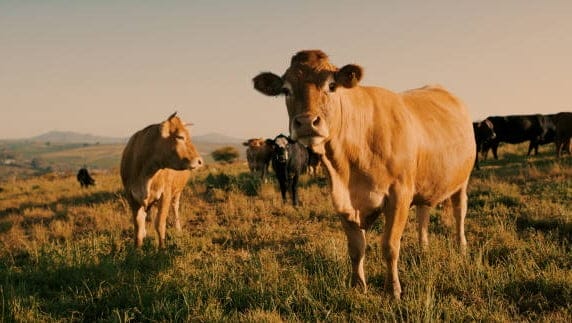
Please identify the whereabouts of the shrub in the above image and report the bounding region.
[211,146,240,164]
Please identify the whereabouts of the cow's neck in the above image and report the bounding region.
[320,88,387,218]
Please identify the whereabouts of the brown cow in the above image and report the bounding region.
[243,138,273,180]
[552,112,572,157]
[253,50,476,299]
[120,112,203,248]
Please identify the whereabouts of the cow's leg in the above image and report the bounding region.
[528,140,540,156]
[492,142,499,160]
[155,196,170,248]
[382,196,410,300]
[133,206,147,248]
[450,184,468,254]
[416,205,430,249]
[171,192,182,231]
[278,176,288,203]
[291,174,299,206]
[555,138,563,158]
[340,215,367,292]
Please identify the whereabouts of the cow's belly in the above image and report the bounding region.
[324,160,386,225]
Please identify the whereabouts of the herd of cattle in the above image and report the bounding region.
[75,50,570,300]
[473,112,572,169]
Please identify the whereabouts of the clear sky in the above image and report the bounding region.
[1,0,571,140]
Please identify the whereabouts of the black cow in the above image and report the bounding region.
[266,134,309,206]
[482,114,553,160]
[77,167,95,188]
[552,112,572,157]
[472,120,496,169]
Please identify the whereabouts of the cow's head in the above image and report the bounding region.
[242,138,265,149]
[158,112,203,170]
[267,134,293,163]
[253,50,362,152]
[475,119,496,144]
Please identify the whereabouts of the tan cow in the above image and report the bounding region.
[120,112,203,248]
[242,138,273,180]
[253,50,476,299]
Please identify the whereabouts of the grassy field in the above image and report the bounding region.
[0,143,570,322]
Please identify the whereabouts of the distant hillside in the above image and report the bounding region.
[22,131,244,145]
[0,131,248,180]
[193,133,244,144]
[29,131,126,144]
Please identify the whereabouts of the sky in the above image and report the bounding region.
[1,0,571,140]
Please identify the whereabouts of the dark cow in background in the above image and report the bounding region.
[306,148,323,177]
[77,167,95,187]
[482,114,552,160]
[267,134,309,206]
[472,120,496,169]
[243,138,273,180]
[552,112,572,157]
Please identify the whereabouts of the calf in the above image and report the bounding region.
[243,138,273,180]
[76,167,95,187]
[267,134,309,206]
[120,112,203,248]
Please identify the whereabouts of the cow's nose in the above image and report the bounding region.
[190,156,204,169]
[294,114,322,131]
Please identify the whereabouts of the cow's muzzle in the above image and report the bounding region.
[189,156,204,170]
[291,113,328,145]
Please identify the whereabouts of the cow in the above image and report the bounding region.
[306,147,323,177]
[481,114,552,160]
[266,134,309,206]
[76,167,95,187]
[472,120,496,169]
[242,138,273,180]
[552,112,572,157]
[253,50,476,299]
[120,112,203,248]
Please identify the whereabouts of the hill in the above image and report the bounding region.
[28,131,126,144]
[0,131,247,180]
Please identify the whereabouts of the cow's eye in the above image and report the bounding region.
[281,87,291,96]
[328,82,337,92]
[175,135,185,141]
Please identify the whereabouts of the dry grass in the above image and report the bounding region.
[0,143,570,321]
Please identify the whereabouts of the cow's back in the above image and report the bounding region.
[120,125,156,189]
[399,86,475,205]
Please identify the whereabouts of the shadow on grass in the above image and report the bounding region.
[516,216,572,244]
[3,243,178,322]
[503,278,571,315]
[0,190,122,218]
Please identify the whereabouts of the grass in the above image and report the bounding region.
[0,143,571,322]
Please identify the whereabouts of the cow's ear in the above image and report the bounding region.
[242,141,249,146]
[334,64,363,88]
[253,72,284,96]
[265,139,274,146]
[160,119,173,138]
